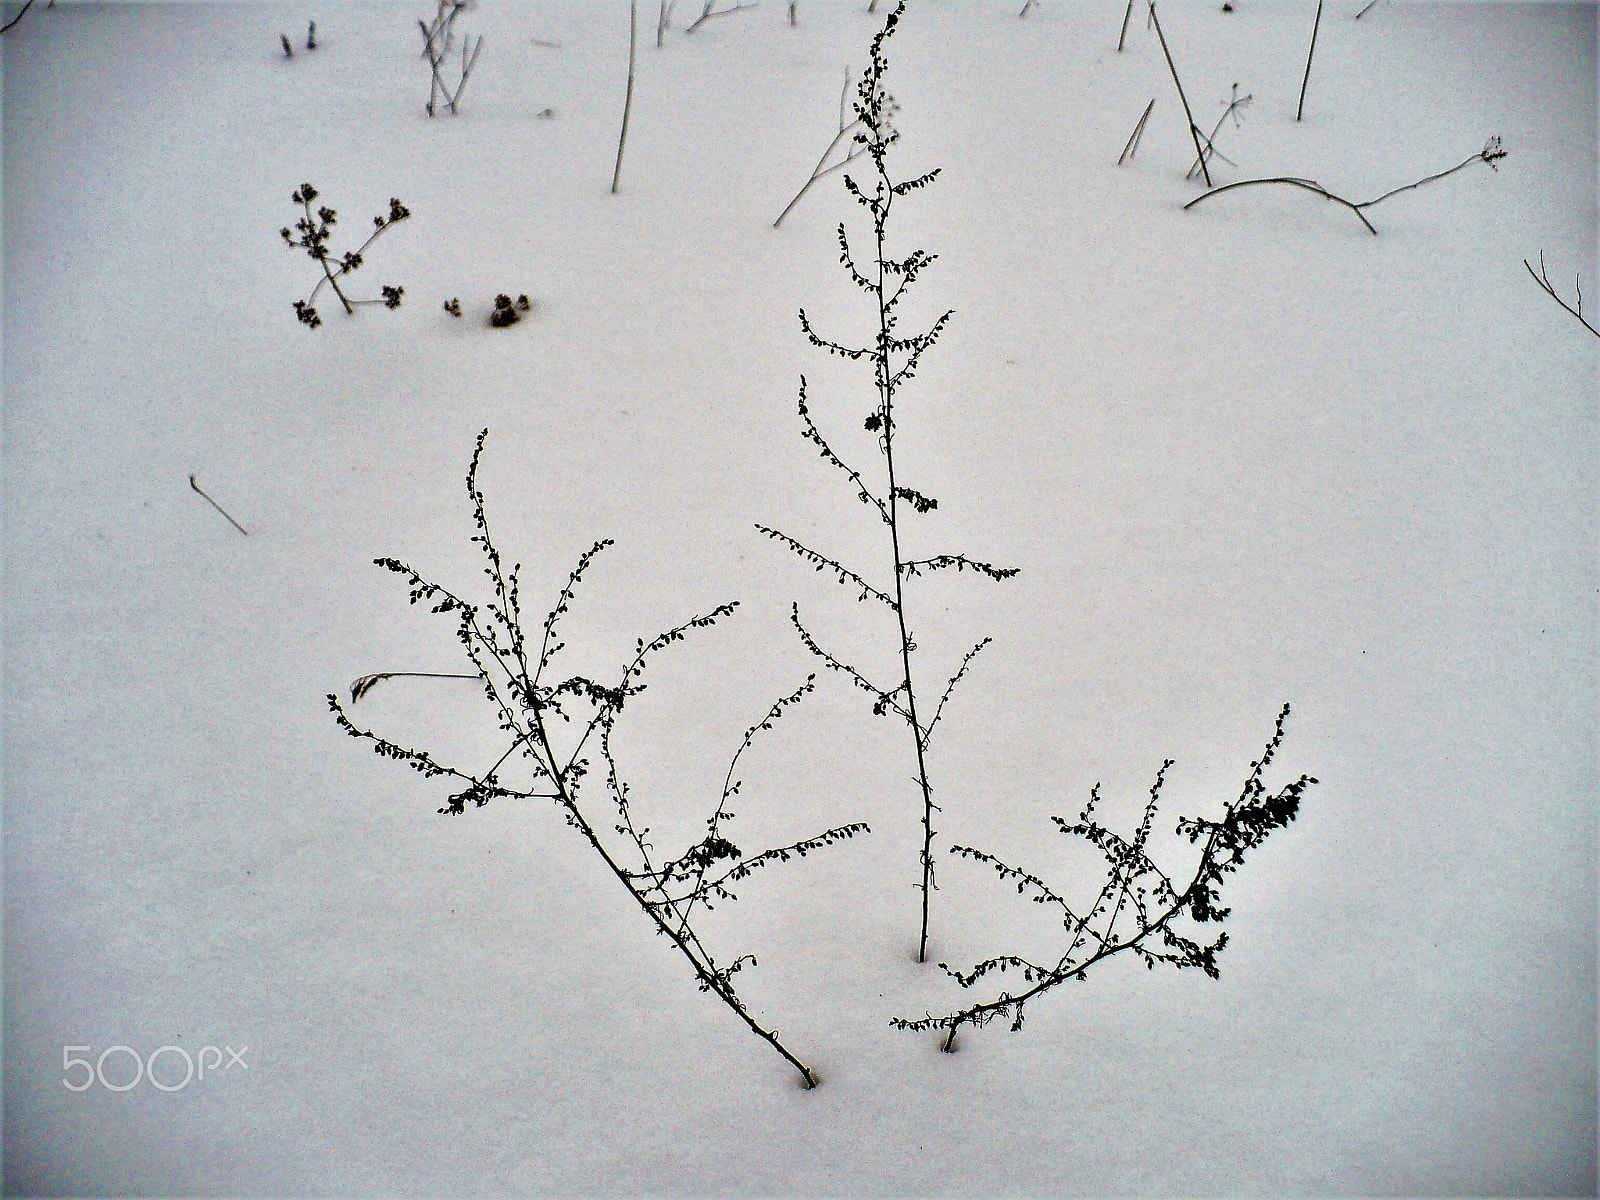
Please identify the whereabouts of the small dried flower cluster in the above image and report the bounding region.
[280,185,409,328]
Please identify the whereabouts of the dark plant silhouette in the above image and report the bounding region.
[280,184,408,328]
[893,706,1316,1049]
[331,431,867,1088]
[1,0,38,36]
[761,3,1017,965]
[1526,252,1600,339]
[189,475,249,537]
[1183,136,1506,233]
[490,293,532,326]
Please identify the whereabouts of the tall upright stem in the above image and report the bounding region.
[870,182,939,965]
[612,0,638,194]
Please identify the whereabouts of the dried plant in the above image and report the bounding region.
[1117,98,1155,167]
[773,66,872,228]
[490,293,532,326]
[1186,83,1251,182]
[418,0,482,117]
[893,706,1316,1050]
[280,184,408,328]
[684,0,756,34]
[1183,136,1506,234]
[331,431,868,1088]
[189,475,249,537]
[1296,0,1324,122]
[612,0,638,193]
[762,3,1017,965]
[1,0,38,36]
[1525,252,1600,340]
[1147,2,1214,188]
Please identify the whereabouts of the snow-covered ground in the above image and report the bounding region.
[4,1,1595,1193]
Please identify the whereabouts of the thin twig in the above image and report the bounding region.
[1296,0,1324,122]
[0,0,36,35]
[1526,252,1600,339]
[349,671,479,703]
[1147,3,1212,188]
[1116,0,1133,50]
[190,475,249,536]
[1186,84,1250,181]
[1118,98,1155,166]
[612,0,637,193]
[684,0,756,33]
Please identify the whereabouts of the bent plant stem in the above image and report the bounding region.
[612,0,637,193]
[1182,139,1505,234]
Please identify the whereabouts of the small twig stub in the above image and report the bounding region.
[190,475,249,536]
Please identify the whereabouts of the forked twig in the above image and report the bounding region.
[684,0,756,33]
[775,67,869,227]
[1526,252,1600,339]
[1186,84,1250,181]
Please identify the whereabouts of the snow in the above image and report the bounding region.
[3,0,1595,1194]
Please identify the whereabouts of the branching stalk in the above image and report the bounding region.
[1526,252,1600,339]
[333,431,867,1088]
[763,3,1016,965]
[892,706,1316,1048]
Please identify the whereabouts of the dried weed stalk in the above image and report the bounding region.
[331,431,867,1088]
[894,707,1316,1049]
[1183,136,1506,234]
[762,3,1017,964]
